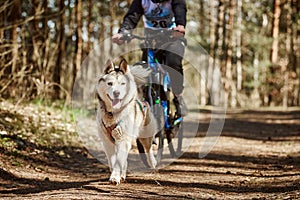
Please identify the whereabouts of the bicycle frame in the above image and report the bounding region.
[146,47,173,130]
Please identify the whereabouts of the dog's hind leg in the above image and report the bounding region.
[138,137,157,169]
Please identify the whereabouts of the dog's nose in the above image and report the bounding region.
[113,90,120,98]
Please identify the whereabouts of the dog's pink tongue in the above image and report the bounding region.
[112,99,120,107]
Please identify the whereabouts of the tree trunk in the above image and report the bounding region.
[251,52,261,107]
[207,0,216,105]
[73,0,83,84]
[83,0,95,102]
[199,0,207,106]
[211,0,225,106]
[199,0,205,37]
[293,0,300,105]
[236,0,242,91]
[87,0,93,53]
[0,10,3,71]
[225,0,237,107]
[63,0,74,93]
[54,0,66,99]
[98,3,106,73]
[282,0,292,107]
[10,0,21,98]
[109,0,115,55]
[11,0,20,74]
[270,0,281,64]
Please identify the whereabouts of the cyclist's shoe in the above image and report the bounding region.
[173,95,188,117]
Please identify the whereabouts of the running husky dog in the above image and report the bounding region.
[96,57,157,185]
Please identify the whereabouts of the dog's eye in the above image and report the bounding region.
[107,82,113,86]
[121,82,126,86]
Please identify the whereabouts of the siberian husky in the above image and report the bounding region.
[95,57,157,185]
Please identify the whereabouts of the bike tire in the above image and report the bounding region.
[176,121,183,155]
[153,103,164,164]
[164,117,184,158]
[155,129,164,164]
[166,129,176,158]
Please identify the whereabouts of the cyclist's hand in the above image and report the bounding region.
[112,33,125,45]
[172,25,185,38]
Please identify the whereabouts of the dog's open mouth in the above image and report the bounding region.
[107,95,122,108]
[112,99,121,107]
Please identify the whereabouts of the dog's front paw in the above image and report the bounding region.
[111,125,123,140]
[149,157,157,169]
[109,177,121,186]
[121,171,126,182]
[109,174,121,186]
[148,153,157,169]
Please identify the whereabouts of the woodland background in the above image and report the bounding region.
[0,0,299,108]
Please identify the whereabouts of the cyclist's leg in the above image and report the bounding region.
[164,39,188,116]
[164,39,185,95]
[141,48,147,62]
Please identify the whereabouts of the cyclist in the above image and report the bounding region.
[112,0,188,116]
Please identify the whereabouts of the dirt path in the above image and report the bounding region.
[1,108,300,199]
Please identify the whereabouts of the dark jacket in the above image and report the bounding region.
[118,0,187,33]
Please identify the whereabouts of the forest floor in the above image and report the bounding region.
[0,100,300,200]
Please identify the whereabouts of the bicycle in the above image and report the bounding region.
[121,29,184,165]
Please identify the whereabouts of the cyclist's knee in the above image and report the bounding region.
[165,54,183,73]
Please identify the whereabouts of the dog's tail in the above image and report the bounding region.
[130,65,152,86]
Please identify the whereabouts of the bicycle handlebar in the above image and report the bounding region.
[120,29,177,43]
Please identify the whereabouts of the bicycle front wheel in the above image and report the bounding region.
[165,116,184,158]
[152,103,164,164]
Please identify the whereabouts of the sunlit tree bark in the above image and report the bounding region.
[293,0,300,105]
[73,0,83,84]
[270,0,281,64]
[236,0,242,91]
[225,0,237,107]
[211,0,225,106]
[207,0,216,105]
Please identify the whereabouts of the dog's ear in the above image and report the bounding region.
[104,59,114,74]
[119,57,128,73]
